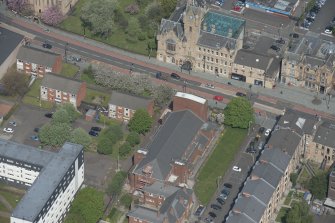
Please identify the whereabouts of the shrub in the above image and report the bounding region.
[126,132,140,146]
[120,194,133,209]
[119,142,132,158]
[106,171,127,196]
[137,32,146,41]
[124,4,140,15]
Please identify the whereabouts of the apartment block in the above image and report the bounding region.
[40,73,86,107]
[0,140,85,223]
[108,92,154,122]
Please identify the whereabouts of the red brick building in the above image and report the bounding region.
[16,46,62,77]
[40,73,86,107]
[129,110,215,191]
[173,92,208,121]
[128,182,193,223]
[108,92,154,122]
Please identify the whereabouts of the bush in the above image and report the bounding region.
[97,125,123,155]
[147,28,155,39]
[137,32,146,41]
[106,171,127,196]
[119,142,132,158]
[138,15,148,30]
[126,132,140,146]
[120,194,133,209]
[124,4,140,15]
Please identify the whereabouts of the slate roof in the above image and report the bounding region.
[252,160,283,188]
[225,212,256,223]
[0,27,24,64]
[259,148,291,172]
[313,122,335,149]
[128,206,165,223]
[133,110,204,181]
[41,73,83,95]
[233,195,266,222]
[143,181,179,198]
[267,129,301,156]
[277,109,318,135]
[17,46,60,67]
[197,31,236,50]
[159,19,184,40]
[242,178,275,205]
[108,91,152,111]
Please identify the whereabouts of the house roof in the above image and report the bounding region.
[313,122,335,149]
[41,73,83,95]
[159,19,184,40]
[11,142,83,221]
[233,195,266,223]
[17,46,60,67]
[128,206,165,223]
[0,27,24,64]
[108,91,152,111]
[252,160,283,188]
[259,148,291,172]
[143,181,179,198]
[197,31,237,50]
[225,211,257,223]
[242,178,275,205]
[133,110,204,181]
[267,129,301,156]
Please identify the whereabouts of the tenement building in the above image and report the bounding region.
[156,1,245,77]
[0,140,85,223]
[281,32,335,94]
[27,0,78,15]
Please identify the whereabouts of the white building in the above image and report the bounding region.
[0,140,85,223]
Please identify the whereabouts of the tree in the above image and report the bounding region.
[41,6,64,26]
[159,0,177,18]
[52,108,71,124]
[307,172,328,200]
[58,103,80,122]
[64,187,104,223]
[97,135,113,155]
[39,123,71,147]
[119,142,132,158]
[286,201,313,223]
[106,171,127,196]
[128,109,153,134]
[2,70,29,96]
[97,125,123,154]
[81,0,118,36]
[153,85,174,107]
[224,97,254,129]
[290,172,299,188]
[70,128,92,150]
[6,0,28,13]
[126,132,140,147]
[120,193,133,209]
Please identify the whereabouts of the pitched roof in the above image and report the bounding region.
[17,46,60,67]
[242,178,275,205]
[143,181,179,198]
[108,91,152,111]
[197,31,236,50]
[134,110,204,181]
[259,148,291,172]
[251,161,283,188]
[267,129,301,156]
[0,27,24,64]
[233,195,266,222]
[41,73,83,95]
[313,122,335,149]
[225,212,257,223]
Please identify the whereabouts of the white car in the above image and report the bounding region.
[3,128,14,133]
[232,166,242,172]
[265,129,271,136]
[324,29,333,35]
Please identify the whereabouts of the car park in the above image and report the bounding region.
[236,92,246,97]
[213,95,224,101]
[42,43,52,49]
[89,130,99,137]
[232,165,241,172]
[3,128,14,133]
[211,204,222,210]
[208,212,217,218]
[265,129,271,136]
[91,127,102,132]
[216,197,225,205]
[170,73,181,80]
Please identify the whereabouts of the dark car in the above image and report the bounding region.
[221,189,230,196]
[270,45,280,52]
[249,141,255,150]
[216,197,225,205]
[246,148,257,153]
[170,73,181,80]
[45,113,53,118]
[224,183,232,189]
[34,127,40,133]
[89,130,99,137]
[289,33,299,38]
[311,6,320,13]
[208,212,217,218]
[236,92,246,97]
[91,127,102,132]
[42,43,52,49]
[211,204,222,210]
[258,127,265,134]
[194,205,205,216]
[275,38,286,44]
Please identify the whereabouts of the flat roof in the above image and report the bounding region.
[12,142,83,221]
[175,92,206,104]
[0,27,24,64]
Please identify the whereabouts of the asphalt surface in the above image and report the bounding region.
[309,0,335,35]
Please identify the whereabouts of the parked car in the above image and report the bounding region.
[307,11,316,19]
[223,183,232,189]
[216,197,225,205]
[42,43,52,49]
[324,26,333,34]
[249,141,255,150]
[34,127,40,133]
[258,127,265,134]
[219,193,228,200]
[31,135,39,141]
[194,205,205,216]
[232,166,242,172]
[275,38,285,44]
[45,113,53,118]
[265,129,271,136]
[89,130,99,137]
[211,204,222,210]
[221,188,230,196]
[331,17,335,25]
[3,128,14,133]
[205,83,215,89]
[208,212,217,218]
[270,45,280,52]
[289,33,299,38]
[9,121,16,126]
[236,92,246,97]
[258,141,264,150]
[213,95,224,101]
[246,148,257,153]
[227,82,232,85]
[204,217,214,223]
[170,73,181,80]
[91,127,102,132]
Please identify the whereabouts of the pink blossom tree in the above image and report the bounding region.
[6,0,28,13]
[41,6,64,26]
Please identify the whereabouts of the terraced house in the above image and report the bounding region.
[156,1,245,77]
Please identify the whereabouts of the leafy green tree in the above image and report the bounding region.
[126,132,140,147]
[286,201,313,223]
[224,97,254,129]
[119,142,132,158]
[97,125,123,155]
[58,103,80,122]
[128,109,153,134]
[39,123,71,147]
[70,128,92,150]
[97,135,113,155]
[159,0,177,18]
[64,187,104,223]
[146,2,162,22]
[307,172,328,200]
[2,69,29,96]
[290,172,299,188]
[52,108,71,124]
[120,193,133,209]
[106,171,127,196]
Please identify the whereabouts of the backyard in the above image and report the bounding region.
[60,63,79,78]
[84,88,111,107]
[0,183,25,223]
[22,79,54,109]
[59,0,162,56]
[195,127,247,204]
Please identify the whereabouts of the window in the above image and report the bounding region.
[216,51,218,55]
[216,59,218,63]
[166,42,176,52]
[221,53,223,56]
[189,26,192,32]
[199,47,201,51]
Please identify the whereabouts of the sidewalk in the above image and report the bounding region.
[1,5,334,117]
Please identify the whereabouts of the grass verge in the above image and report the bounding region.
[194,127,247,204]
[60,63,79,78]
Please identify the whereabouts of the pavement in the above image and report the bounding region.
[1,4,335,120]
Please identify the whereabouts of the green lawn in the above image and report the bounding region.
[59,0,157,56]
[22,79,54,109]
[107,207,124,223]
[84,88,111,107]
[195,127,248,204]
[284,191,293,206]
[81,72,95,84]
[276,207,289,223]
[60,63,79,78]
[0,186,24,223]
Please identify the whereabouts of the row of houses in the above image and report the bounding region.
[157,1,335,93]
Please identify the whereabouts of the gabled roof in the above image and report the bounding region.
[252,161,283,188]
[197,31,236,50]
[41,73,83,95]
[242,178,275,205]
[134,110,204,181]
[260,148,291,172]
[108,91,152,111]
[313,121,335,149]
[17,46,60,67]
[267,129,301,156]
[225,211,257,223]
[0,27,24,64]
[233,195,266,222]
[143,181,179,198]
[159,19,184,40]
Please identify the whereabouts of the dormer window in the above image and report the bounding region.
[166,39,176,52]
